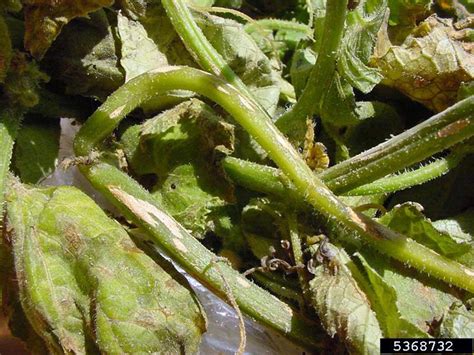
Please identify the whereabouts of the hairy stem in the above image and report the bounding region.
[345,152,467,196]
[222,156,474,293]
[244,19,312,36]
[275,0,348,141]
[79,161,325,349]
[287,213,312,308]
[320,97,474,194]
[250,272,303,306]
[0,108,22,223]
[74,67,474,293]
[162,0,255,101]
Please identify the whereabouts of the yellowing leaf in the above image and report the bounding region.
[24,0,114,58]
[6,181,206,353]
[309,245,382,354]
[372,15,474,112]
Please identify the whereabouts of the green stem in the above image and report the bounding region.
[345,152,467,196]
[320,97,474,194]
[162,0,255,101]
[250,272,302,306]
[244,19,312,35]
[275,0,348,141]
[0,108,22,223]
[79,161,325,349]
[74,67,474,293]
[222,156,474,293]
[287,213,312,308]
[222,156,292,201]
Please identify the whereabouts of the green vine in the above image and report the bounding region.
[275,0,348,141]
[75,66,474,294]
[321,97,474,194]
[345,151,468,196]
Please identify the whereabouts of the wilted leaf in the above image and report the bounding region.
[241,198,287,259]
[43,10,124,100]
[197,13,281,115]
[7,182,206,353]
[122,99,236,238]
[23,0,114,59]
[309,245,383,354]
[7,184,91,353]
[116,12,169,81]
[13,120,60,184]
[355,253,429,337]
[378,202,471,256]
[337,0,386,94]
[360,252,462,332]
[433,209,474,268]
[119,1,282,115]
[438,300,474,337]
[342,101,405,155]
[292,0,388,126]
[372,15,474,112]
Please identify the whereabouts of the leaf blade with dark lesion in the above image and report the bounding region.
[6,181,206,353]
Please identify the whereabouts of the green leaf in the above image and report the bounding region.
[337,0,386,94]
[319,0,388,125]
[388,0,432,26]
[7,184,90,353]
[43,9,124,100]
[6,182,206,353]
[196,13,282,115]
[378,202,471,256]
[0,108,21,223]
[372,15,474,112]
[309,245,383,354]
[360,252,461,332]
[438,300,474,338]
[122,99,236,238]
[291,0,388,126]
[214,0,243,8]
[241,198,286,259]
[13,120,60,184]
[342,101,405,156]
[290,47,316,97]
[355,253,429,337]
[433,209,474,245]
[23,0,114,59]
[320,72,361,126]
[433,209,474,268]
[116,12,169,81]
